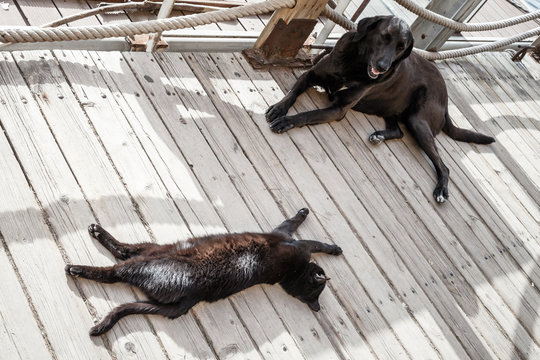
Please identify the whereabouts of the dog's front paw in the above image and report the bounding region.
[266,103,288,122]
[269,116,296,134]
[433,186,449,204]
[369,133,385,145]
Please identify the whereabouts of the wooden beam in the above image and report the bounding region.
[411,0,487,51]
[254,0,329,50]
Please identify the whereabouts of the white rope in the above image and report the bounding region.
[393,0,540,32]
[321,5,355,31]
[0,0,295,43]
[415,27,540,60]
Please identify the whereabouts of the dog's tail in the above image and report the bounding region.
[442,112,495,144]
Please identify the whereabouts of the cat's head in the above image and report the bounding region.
[280,262,330,311]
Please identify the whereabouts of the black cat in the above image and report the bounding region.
[65,208,342,336]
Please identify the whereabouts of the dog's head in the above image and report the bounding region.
[280,262,329,311]
[352,15,414,79]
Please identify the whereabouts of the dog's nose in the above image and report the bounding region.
[375,60,390,73]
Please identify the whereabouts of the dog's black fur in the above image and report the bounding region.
[65,208,342,336]
[266,16,495,203]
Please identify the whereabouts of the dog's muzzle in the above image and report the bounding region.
[368,65,380,79]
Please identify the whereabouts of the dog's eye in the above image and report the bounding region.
[384,34,391,43]
[397,43,405,50]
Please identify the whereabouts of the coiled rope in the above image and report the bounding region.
[0,0,295,43]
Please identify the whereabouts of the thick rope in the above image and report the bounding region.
[0,0,295,43]
[321,5,355,30]
[393,0,540,32]
[415,27,540,60]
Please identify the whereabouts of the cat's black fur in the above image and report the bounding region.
[65,208,342,336]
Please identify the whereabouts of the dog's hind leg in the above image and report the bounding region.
[88,224,158,260]
[89,299,196,336]
[369,116,404,144]
[407,116,449,203]
[266,70,314,122]
[273,208,310,236]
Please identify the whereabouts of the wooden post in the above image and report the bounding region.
[411,0,487,51]
[253,0,329,58]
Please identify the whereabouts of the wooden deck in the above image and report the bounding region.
[0,47,538,360]
[1,1,540,360]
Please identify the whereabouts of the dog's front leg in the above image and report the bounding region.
[266,71,313,122]
[269,86,368,133]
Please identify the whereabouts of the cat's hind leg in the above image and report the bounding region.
[272,208,310,236]
[89,299,196,336]
[65,264,119,284]
[88,224,157,260]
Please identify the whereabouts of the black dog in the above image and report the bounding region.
[266,15,495,203]
[65,208,342,336]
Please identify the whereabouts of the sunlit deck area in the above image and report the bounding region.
[0,1,539,360]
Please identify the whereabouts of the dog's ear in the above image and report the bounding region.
[352,16,389,43]
[393,37,414,66]
[402,38,414,59]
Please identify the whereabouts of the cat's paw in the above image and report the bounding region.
[297,208,309,217]
[329,245,343,256]
[88,224,103,239]
[89,323,108,336]
[65,265,83,277]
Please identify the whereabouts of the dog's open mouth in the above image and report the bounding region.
[368,65,380,79]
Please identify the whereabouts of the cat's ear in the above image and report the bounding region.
[307,299,321,311]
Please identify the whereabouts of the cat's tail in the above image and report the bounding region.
[442,112,495,144]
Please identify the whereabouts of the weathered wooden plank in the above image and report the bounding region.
[488,52,540,132]
[13,0,61,25]
[0,234,53,360]
[13,49,208,360]
[0,0,27,25]
[467,55,539,149]
[0,52,112,359]
[453,57,540,241]
[91,50,318,360]
[443,59,540,202]
[55,49,263,360]
[51,0,101,26]
[438,61,540,261]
